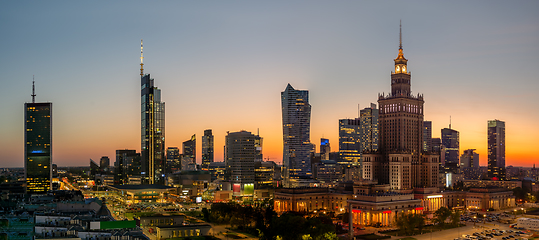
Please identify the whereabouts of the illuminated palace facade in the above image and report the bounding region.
[348,28,439,232]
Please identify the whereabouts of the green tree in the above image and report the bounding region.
[513,187,526,202]
[340,212,350,224]
[434,207,451,227]
[201,208,210,222]
[318,232,338,240]
[450,210,461,227]
[395,212,425,235]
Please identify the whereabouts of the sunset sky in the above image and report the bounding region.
[1,1,538,168]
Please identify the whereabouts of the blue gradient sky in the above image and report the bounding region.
[1,1,538,168]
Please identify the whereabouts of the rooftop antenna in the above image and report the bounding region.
[399,20,403,50]
[449,115,452,129]
[140,39,144,76]
[31,75,36,103]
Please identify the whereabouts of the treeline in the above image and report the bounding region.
[203,203,338,240]
[394,207,461,236]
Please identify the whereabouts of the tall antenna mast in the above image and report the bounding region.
[449,115,452,129]
[140,39,144,76]
[32,75,36,103]
[399,20,403,50]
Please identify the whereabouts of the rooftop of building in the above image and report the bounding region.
[108,184,175,190]
[275,187,330,194]
[469,187,513,193]
[155,223,212,229]
[171,170,211,175]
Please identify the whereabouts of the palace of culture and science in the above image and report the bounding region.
[361,28,439,191]
[275,27,515,230]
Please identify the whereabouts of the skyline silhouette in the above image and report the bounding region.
[1,1,538,167]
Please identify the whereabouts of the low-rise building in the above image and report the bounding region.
[107,184,174,204]
[155,224,212,239]
[463,180,521,189]
[348,184,423,228]
[465,187,515,211]
[168,171,211,200]
[137,214,185,228]
[274,187,352,213]
[517,217,539,230]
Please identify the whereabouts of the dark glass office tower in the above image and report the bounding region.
[182,135,196,169]
[141,73,165,184]
[166,147,181,173]
[225,131,257,197]
[116,149,140,184]
[339,118,361,164]
[140,40,165,184]
[488,119,505,180]
[423,121,432,152]
[281,83,311,186]
[441,127,459,173]
[25,100,52,194]
[202,129,214,170]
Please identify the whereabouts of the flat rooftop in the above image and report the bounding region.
[108,184,175,190]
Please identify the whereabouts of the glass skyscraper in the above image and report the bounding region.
[359,103,379,154]
[25,102,52,194]
[441,127,459,173]
[141,73,165,185]
[488,119,505,180]
[281,83,311,185]
[423,121,432,152]
[201,129,214,170]
[339,104,379,166]
[182,134,196,170]
[339,118,361,164]
[166,147,181,173]
[225,131,258,197]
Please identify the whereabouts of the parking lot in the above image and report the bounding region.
[409,221,532,240]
